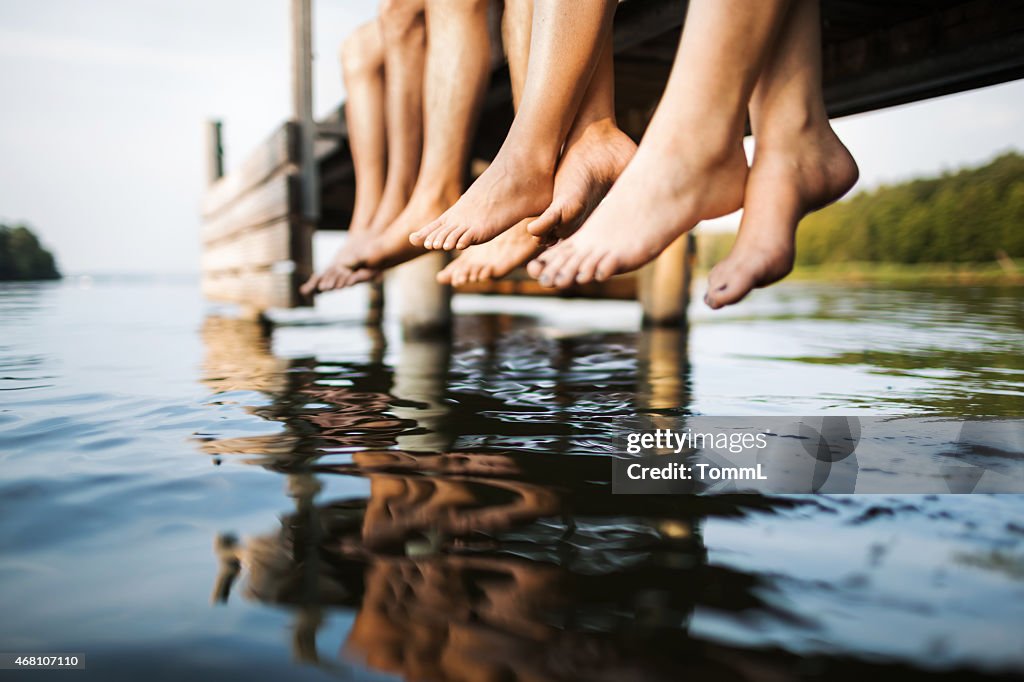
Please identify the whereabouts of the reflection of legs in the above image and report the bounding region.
[531,0,789,286]
[349,0,494,278]
[302,22,386,294]
[705,0,858,308]
[410,0,616,251]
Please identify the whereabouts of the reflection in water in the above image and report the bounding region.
[197,288,1024,680]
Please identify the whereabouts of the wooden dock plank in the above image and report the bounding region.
[202,268,295,309]
[202,123,299,220]
[202,171,300,246]
[455,270,637,300]
[201,219,291,274]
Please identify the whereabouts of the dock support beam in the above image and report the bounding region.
[392,252,452,338]
[290,0,317,304]
[639,232,695,327]
[205,120,224,186]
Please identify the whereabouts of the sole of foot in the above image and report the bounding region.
[301,228,378,295]
[704,129,859,309]
[437,219,545,287]
[527,120,636,240]
[528,141,749,289]
[408,147,556,252]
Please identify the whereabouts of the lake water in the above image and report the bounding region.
[1,275,1022,680]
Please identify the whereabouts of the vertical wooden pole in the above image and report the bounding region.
[392,252,452,338]
[205,119,224,186]
[639,232,696,327]
[291,0,317,305]
[291,0,318,223]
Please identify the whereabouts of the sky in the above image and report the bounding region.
[0,0,1022,274]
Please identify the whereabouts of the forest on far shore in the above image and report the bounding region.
[700,151,1024,271]
[0,224,61,281]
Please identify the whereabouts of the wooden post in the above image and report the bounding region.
[205,119,224,186]
[290,0,317,305]
[291,0,318,223]
[392,252,452,338]
[639,232,695,327]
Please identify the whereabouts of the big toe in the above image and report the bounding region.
[436,263,456,285]
[704,264,754,309]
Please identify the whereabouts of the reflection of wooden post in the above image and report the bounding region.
[639,232,695,327]
[392,336,452,452]
[637,327,690,414]
[205,120,224,186]
[366,281,385,327]
[392,253,451,338]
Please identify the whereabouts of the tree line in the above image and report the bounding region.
[795,151,1024,265]
[0,224,61,281]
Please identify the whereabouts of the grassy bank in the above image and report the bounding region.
[693,259,1024,285]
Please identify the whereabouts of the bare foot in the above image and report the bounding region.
[301,229,376,295]
[704,128,858,309]
[437,219,545,286]
[325,189,461,289]
[300,182,414,295]
[408,147,555,252]
[526,119,636,239]
[528,138,748,288]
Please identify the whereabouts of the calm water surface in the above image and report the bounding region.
[1,276,1023,680]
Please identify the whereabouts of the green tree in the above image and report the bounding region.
[0,224,61,281]
[794,151,1024,265]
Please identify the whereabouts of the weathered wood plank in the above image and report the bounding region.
[202,123,298,219]
[455,270,637,300]
[202,171,300,246]
[202,268,294,309]
[201,219,291,274]
[822,0,1024,117]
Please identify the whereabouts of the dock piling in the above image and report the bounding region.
[290,0,317,302]
[392,252,452,339]
[639,232,695,327]
[205,120,224,186]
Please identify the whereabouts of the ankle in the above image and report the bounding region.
[752,105,834,151]
[500,128,561,173]
[412,183,462,208]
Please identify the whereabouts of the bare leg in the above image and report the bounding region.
[301,22,386,294]
[410,0,616,251]
[312,0,427,291]
[530,0,791,287]
[335,0,494,288]
[368,0,426,233]
[704,0,858,308]
[442,22,637,286]
[438,0,544,286]
[525,28,635,241]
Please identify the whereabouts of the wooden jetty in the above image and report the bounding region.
[201,0,1024,331]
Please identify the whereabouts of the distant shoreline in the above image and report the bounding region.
[698,261,1023,285]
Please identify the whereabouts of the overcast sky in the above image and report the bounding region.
[0,0,1022,274]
